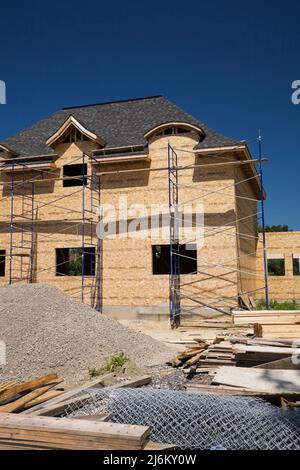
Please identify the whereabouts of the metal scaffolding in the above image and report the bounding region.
[0,153,102,311]
[8,161,36,284]
[167,140,269,327]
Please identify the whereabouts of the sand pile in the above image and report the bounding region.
[0,284,173,385]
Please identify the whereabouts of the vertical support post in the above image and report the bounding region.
[96,171,102,312]
[29,181,35,283]
[9,160,15,285]
[81,152,86,304]
[168,143,181,327]
[258,131,269,309]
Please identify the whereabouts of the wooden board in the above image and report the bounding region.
[185,383,300,403]
[253,357,300,370]
[232,345,299,355]
[24,375,151,417]
[213,366,300,393]
[20,374,113,416]
[22,390,64,410]
[232,310,300,326]
[0,381,16,394]
[0,374,58,402]
[0,413,149,450]
[254,323,300,339]
[0,379,63,413]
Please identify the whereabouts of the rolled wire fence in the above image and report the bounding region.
[62,387,300,450]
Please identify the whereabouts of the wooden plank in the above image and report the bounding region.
[232,345,299,355]
[24,375,151,417]
[143,441,176,450]
[232,310,300,326]
[110,375,151,389]
[22,390,64,410]
[253,357,300,370]
[21,373,114,416]
[0,379,63,413]
[281,398,300,409]
[184,353,202,367]
[254,323,300,339]
[72,413,112,422]
[0,381,16,394]
[0,374,58,402]
[230,336,295,347]
[213,366,300,393]
[0,413,150,450]
[186,383,300,403]
[26,395,92,417]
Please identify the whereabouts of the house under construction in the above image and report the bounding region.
[0,96,299,323]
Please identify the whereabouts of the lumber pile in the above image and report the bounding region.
[233,309,300,329]
[0,412,164,450]
[170,340,209,367]
[0,374,64,413]
[254,323,300,339]
[182,334,300,403]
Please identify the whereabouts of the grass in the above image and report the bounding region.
[256,299,299,310]
[88,352,129,378]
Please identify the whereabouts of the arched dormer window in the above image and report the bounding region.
[144,122,205,142]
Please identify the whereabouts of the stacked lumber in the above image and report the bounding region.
[171,339,236,371]
[232,309,300,326]
[254,323,300,339]
[194,342,236,367]
[0,412,152,450]
[0,374,64,413]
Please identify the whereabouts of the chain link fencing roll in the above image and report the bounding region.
[62,387,300,450]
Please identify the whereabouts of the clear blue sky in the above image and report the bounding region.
[0,0,299,228]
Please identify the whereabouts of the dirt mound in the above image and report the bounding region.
[0,284,173,385]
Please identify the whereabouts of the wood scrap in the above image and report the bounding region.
[281,397,300,409]
[0,381,16,394]
[0,379,63,413]
[0,373,58,402]
[22,390,64,410]
[170,341,208,368]
[24,374,151,417]
[20,373,114,416]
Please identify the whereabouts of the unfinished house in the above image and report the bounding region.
[0,96,265,322]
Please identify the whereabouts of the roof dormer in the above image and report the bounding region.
[46,115,105,148]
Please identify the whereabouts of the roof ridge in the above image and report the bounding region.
[61,95,164,110]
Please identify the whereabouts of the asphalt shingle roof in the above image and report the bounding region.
[1,96,241,157]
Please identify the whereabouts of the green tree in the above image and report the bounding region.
[258,224,291,233]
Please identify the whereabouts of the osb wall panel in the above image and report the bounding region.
[256,231,300,301]
[0,135,241,309]
[234,165,259,299]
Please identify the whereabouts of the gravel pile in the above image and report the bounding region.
[0,284,173,385]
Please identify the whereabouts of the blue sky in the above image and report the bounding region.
[0,0,299,228]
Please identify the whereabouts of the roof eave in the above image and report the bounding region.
[195,144,266,200]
